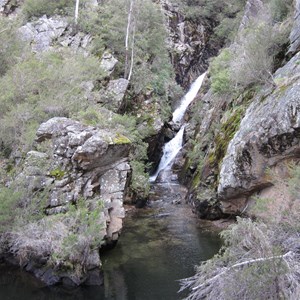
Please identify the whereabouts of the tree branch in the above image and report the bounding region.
[192,251,293,291]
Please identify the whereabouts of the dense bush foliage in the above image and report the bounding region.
[0,50,104,156]
[181,165,300,299]
[209,2,292,95]
[78,0,178,106]
[0,17,24,76]
[173,0,247,44]
[22,0,74,19]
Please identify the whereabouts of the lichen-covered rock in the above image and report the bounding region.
[0,0,21,14]
[7,117,131,285]
[19,15,68,52]
[99,78,129,112]
[100,52,118,75]
[18,15,92,53]
[160,0,217,87]
[218,52,300,213]
[0,0,8,11]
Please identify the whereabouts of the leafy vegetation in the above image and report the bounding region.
[209,1,292,95]
[77,0,178,111]
[49,199,105,276]
[22,0,74,19]
[0,50,105,156]
[0,186,22,232]
[173,0,247,44]
[181,164,300,299]
[0,17,25,76]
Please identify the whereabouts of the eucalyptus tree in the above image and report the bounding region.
[75,0,80,23]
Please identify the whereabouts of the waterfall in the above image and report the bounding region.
[172,72,206,123]
[150,72,206,183]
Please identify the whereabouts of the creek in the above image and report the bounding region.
[0,187,221,300]
[0,73,221,300]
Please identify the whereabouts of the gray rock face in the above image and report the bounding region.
[19,15,68,52]
[0,0,8,11]
[239,0,264,30]
[18,15,92,53]
[10,117,131,285]
[100,52,118,75]
[160,0,216,87]
[218,52,300,213]
[100,78,129,112]
[289,0,300,54]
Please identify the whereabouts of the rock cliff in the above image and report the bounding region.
[3,117,131,285]
[218,52,300,213]
[160,0,219,87]
[180,0,298,219]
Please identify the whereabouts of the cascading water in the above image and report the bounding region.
[0,72,220,300]
[150,72,206,182]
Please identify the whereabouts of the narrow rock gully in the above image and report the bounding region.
[97,72,221,299]
[0,73,221,300]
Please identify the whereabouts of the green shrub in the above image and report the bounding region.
[181,216,300,299]
[50,199,105,276]
[0,186,22,232]
[49,168,65,180]
[269,0,293,23]
[22,0,74,19]
[130,160,150,200]
[0,17,25,76]
[0,50,104,156]
[211,9,290,95]
[210,48,232,94]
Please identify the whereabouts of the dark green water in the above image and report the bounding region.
[0,183,221,300]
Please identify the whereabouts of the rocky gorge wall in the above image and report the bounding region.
[179,0,300,220]
[160,0,220,88]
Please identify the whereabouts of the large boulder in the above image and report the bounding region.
[7,117,131,285]
[100,52,118,76]
[99,78,129,112]
[218,52,300,213]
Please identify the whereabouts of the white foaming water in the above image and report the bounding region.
[149,126,185,182]
[150,72,206,183]
[172,72,206,123]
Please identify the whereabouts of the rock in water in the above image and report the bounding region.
[6,117,131,286]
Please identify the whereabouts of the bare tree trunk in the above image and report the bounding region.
[191,251,293,292]
[127,20,135,82]
[124,0,134,79]
[75,0,80,24]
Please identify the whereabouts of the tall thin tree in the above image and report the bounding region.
[75,0,80,24]
[124,0,134,79]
